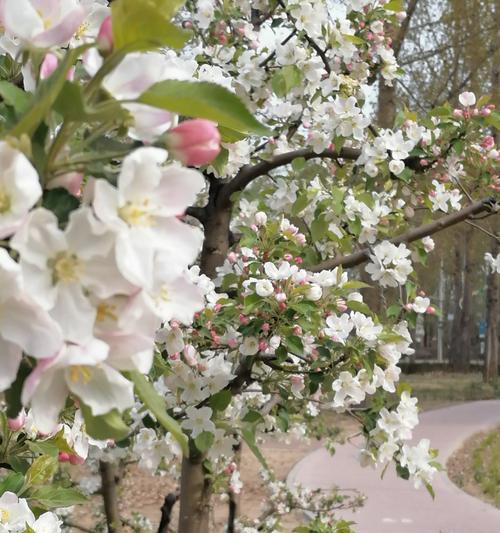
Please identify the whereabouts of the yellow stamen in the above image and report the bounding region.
[0,509,10,523]
[50,251,82,284]
[69,366,93,384]
[96,302,118,323]
[0,187,11,214]
[118,200,154,227]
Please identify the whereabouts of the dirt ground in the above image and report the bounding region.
[69,414,358,532]
[68,372,500,532]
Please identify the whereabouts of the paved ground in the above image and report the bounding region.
[287,400,500,533]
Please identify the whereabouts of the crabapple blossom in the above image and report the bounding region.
[181,406,215,437]
[93,147,204,286]
[3,0,85,48]
[458,91,476,107]
[0,248,63,392]
[0,142,42,239]
[365,241,413,287]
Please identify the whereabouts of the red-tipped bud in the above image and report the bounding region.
[166,119,221,166]
[97,16,113,55]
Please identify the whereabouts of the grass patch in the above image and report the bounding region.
[472,428,500,507]
[403,372,500,410]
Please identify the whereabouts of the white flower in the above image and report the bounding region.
[181,406,215,438]
[0,249,63,392]
[22,339,135,434]
[399,439,437,489]
[11,207,129,344]
[4,0,85,48]
[133,428,181,472]
[324,313,353,344]
[485,252,500,274]
[240,336,259,356]
[263,261,297,280]
[350,312,383,342]
[0,491,35,531]
[331,371,365,408]
[412,296,430,314]
[365,241,413,287]
[0,142,42,239]
[93,147,204,287]
[306,284,322,301]
[458,91,476,107]
[207,429,237,461]
[255,279,274,297]
[389,159,405,176]
[421,236,435,253]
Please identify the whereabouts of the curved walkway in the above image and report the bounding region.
[287,401,500,533]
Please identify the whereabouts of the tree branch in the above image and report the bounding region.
[309,198,498,272]
[217,147,360,208]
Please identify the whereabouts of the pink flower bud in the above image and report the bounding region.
[292,325,302,335]
[283,253,293,261]
[294,256,303,264]
[426,306,436,315]
[239,313,249,325]
[405,303,414,311]
[7,413,25,431]
[58,452,70,462]
[182,20,193,29]
[278,302,287,311]
[262,323,270,332]
[47,172,83,197]
[420,159,429,167]
[419,290,426,296]
[167,119,221,166]
[69,454,85,466]
[40,53,59,80]
[258,340,268,351]
[97,16,113,55]
[453,109,464,118]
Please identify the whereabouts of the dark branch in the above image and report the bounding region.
[309,198,498,272]
[217,147,360,208]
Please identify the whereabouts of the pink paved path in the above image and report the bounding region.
[287,401,500,533]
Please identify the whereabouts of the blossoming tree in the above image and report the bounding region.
[0,0,498,532]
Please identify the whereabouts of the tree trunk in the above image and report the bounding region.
[178,187,233,532]
[99,461,122,533]
[377,77,397,129]
[484,241,499,382]
[448,233,463,367]
[452,228,473,371]
[178,454,211,533]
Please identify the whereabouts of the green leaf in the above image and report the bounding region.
[486,111,500,130]
[9,47,84,137]
[25,456,58,487]
[424,480,435,499]
[209,390,232,412]
[138,80,269,136]
[126,371,188,456]
[271,65,302,97]
[0,81,31,113]
[42,188,80,226]
[342,34,365,45]
[347,300,373,316]
[27,441,59,458]
[209,147,228,175]
[0,472,24,495]
[242,409,264,424]
[286,335,304,356]
[241,427,269,471]
[384,0,404,11]
[291,157,306,171]
[218,126,247,143]
[194,431,214,453]
[111,0,190,51]
[311,216,329,241]
[80,404,130,442]
[386,304,401,318]
[30,486,87,508]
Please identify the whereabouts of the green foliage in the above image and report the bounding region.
[111,0,190,51]
[138,80,269,136]
[80,403,130,442]
[126,371,189,455]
